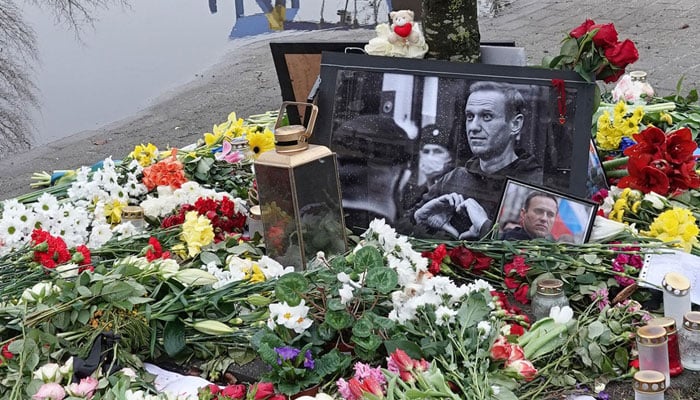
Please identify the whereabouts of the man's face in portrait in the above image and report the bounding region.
[465,90,522,160]
[520,195,558,238]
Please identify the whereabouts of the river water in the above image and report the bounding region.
[21,0,506,146]
[23,0,391,145]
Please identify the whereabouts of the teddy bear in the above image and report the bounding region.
[388,10,421,45]
[364,9,428,58]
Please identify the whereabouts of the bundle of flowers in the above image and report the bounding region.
[546,19,639,82]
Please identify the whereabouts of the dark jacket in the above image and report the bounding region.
[405,151,543,239]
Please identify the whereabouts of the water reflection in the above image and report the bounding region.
[23,0,389,146]
[231,0,389,38]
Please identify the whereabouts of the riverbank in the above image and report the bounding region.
[0,28,375,201]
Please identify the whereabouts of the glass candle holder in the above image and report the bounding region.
[636,325,670,387]
[121,205,145,232]
[531,278,568,321]
[662,271,691,329]
[247,205,264,240]
[646,316,683,376]
[679,311,700,371]
[633,370,666,400]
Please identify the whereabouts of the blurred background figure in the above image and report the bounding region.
[399,124,455,212]
[332,114,414,232]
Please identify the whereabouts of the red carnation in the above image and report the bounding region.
[513,284,530,304]
[422,244,448,275]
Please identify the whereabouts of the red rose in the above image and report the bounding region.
[513,284,530,304]
[448,246,474,269]
[253,382,275,400]
[268,395,286,400]
[604,39,639,68]
[207,384,221,395]
[221,384,246,399]
[472,253,493,272]
[602,68,626,84]
[569,19,595,38]
[506,359,538,381]
[590,23,619,48]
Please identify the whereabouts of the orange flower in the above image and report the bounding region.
[142,149,187,191]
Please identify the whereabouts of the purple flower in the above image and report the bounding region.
[303,349,315,369]
[274,346,301,364]
[598,391,610,400]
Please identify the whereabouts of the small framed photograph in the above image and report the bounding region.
[586,139,609,198]
[496,178,598,244]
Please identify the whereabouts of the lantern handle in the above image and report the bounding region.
[275,102,319,143]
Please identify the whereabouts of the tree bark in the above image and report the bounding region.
[421,0,480,62]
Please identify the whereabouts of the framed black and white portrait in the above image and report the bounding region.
[311,52,596,237]
[496,179,598,244]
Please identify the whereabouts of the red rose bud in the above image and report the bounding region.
[207,384,221,395]
[268,395,286,400]
[569,19,595,38]
[221,384,246,399]
[490,336,511,361]
[253,382,275,400]
[590,23,619,48]
[604,39,639,68]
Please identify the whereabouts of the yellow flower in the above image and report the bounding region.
[643,208,700,252]
[595,102,644,151]
[245,263,266,283]
[247,128,275,158]
[204,130,223,147]
[130,143,159,167]
[181,211,215,257]
[104,199,127,224]
[660,112,673,125]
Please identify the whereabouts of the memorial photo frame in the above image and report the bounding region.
[495,178,598,244]
[311,52,596,236]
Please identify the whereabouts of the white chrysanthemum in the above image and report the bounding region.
[477,320,492,339]
[435,305,457,326]
[466,279,494,295]
[2,198,25,213]
[88,221,113,248]
[0,216,25,245]
[34,193,60,216]
[388,254,418,286]
[112,221,139,238]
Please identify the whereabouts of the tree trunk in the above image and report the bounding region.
[421,0,480,62]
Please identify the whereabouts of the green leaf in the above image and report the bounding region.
[258,342,278,366]
[325,310,353,330]
[560,37,579,57]
[384,340,423,359]
[197,157,215,175]
[365,267,398,294]
[614,346,629,368]
[353,246,384,271]
[327,298,346,311]
[274,272,308,306]
[352,316,373,338]
[163,320,186,357]
[77,285,92,297]
[587,321,606,339]
[457,294,489,328]
[199,251,221,266]
[588,342,604,366]
[576,272,597,284]
[77,309,91,325]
